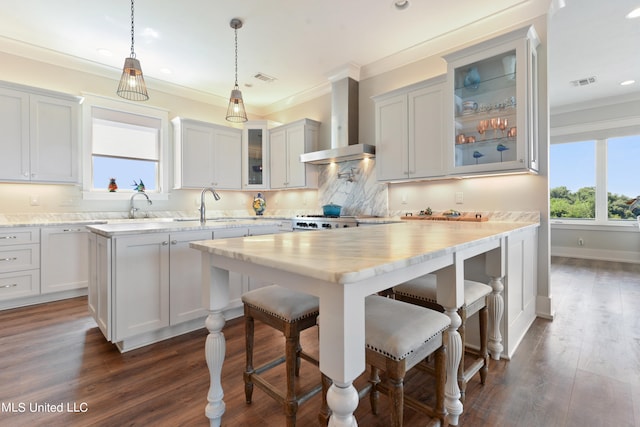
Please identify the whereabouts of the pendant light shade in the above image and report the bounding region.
[117,0,149,101]
[226,18,247,122]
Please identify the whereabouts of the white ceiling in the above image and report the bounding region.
[0,0,638,114]
[549,0,640,110]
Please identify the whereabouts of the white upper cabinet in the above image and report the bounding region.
[172,117,242,190]
[0,83,80,183]
[242,121,269,190]
[444,25,540,176]
[269,118,319,189]
[374,76,447,181]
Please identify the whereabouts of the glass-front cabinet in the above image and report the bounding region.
[444,25,539,175]
[242,121,269,189]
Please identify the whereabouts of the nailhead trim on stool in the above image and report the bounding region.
[393,273,492,402]
[320,295,450,427]
[242,285,321,427]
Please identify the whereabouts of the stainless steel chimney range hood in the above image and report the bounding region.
[300,66,375,165]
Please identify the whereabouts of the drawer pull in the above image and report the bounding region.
[63,228,83,232]
[0,236,18,240]
[0,283,18,288]
[0,257,18,262]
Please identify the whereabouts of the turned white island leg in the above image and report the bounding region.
[204,311,226,426]
[435,263,464,426]
[485,244,506,361]
[200,257,231,427]
[327,382,359,427]
[487,276,504,360]
[443,307,463,426]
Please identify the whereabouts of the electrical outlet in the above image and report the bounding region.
[401,192,408,205]
[455,192,464,204]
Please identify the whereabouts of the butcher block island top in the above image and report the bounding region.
[190,219,539,426]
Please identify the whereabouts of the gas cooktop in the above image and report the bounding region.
[292,215,358,230]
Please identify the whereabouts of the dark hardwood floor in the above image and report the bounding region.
[0,256,639,426]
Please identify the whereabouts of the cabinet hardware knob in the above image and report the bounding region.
[162,241,169,246]
[171,240,178,245]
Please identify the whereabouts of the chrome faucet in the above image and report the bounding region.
[129,192,152,219]
[200,187,221,224]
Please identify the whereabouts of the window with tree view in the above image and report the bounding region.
[550,135,639,222]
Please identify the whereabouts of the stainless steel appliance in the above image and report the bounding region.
[292,215,358,231]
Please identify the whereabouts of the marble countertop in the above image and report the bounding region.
[191,220,539,285]
[85,219,284,238]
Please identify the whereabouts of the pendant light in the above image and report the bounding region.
[117,0,149,101]
[226,18,248,122]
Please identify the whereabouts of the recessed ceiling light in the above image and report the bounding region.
[97,48,112,57]
[626,7,640,18]
[393,0,410,11]
[620,79,636,86]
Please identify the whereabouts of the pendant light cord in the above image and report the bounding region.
[129,0,136,58]
[234,24,239,87]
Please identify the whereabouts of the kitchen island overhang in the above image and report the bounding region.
[191,219,539,426]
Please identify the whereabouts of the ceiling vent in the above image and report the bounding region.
[570,76,597,87]
[253,72,277,83]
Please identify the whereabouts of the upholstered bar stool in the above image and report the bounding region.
[320,295,450,427]
[242,285,322,427]
[393,274,492,402]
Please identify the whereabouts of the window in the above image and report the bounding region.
[550,135,639,222]
[607,135,640,219]
[92,118,159,192]
[550,140,595,219]
[82,96,169,200]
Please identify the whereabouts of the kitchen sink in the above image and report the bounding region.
[172,217,241,222]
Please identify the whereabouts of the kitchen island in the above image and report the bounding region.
[191,219,539,426]
[85,219,288,352]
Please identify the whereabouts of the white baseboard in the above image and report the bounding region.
[551,246,640,264]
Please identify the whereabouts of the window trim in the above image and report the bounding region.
[81,94,170,201]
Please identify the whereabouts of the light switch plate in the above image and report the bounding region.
[455,192,463,204]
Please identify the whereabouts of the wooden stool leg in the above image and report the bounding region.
[369,366,381,415]
[457,306,467,404]
[243,312,255,404]
[387,361,405,427]
[479,305,489,384]
[434,344,447,426]
[318,373,332,426]
[284,330,299,427]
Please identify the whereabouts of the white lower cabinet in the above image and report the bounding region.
[40,226,89,294]
[111,230,213,343]
[88,224,282,351]
[0,228,40,302]
[88,233,111,340]
[464,225,538,359]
